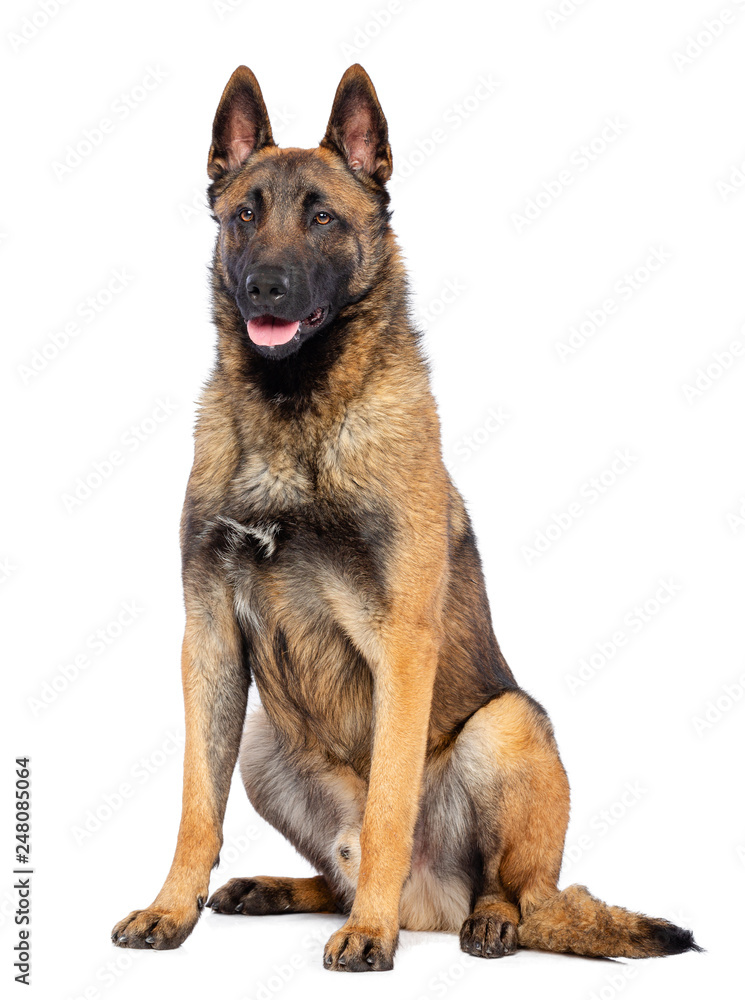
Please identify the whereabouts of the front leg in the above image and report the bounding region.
[112,584,248,949]
[323,615,441,972]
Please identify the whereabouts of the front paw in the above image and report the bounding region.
[111,899,204,950]
[323,923,397,972]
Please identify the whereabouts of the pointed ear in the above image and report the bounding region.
[208,66,274,181]
[320,64,392,185]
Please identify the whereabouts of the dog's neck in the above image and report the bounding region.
[210,233,421,420]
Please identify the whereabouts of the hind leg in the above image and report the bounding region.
[459,856,520,958]
[209,708,365,918]
[208,875,338,915]
[454,690,570,958]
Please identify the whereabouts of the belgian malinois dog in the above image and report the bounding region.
[111,65,699,971]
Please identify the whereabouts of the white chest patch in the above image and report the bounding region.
[217,515,280,559]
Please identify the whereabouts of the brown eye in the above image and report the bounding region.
[314,211,332,225]
[239,208,254,223]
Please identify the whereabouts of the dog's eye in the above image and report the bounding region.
[313,212,332,225]
[239,208,254,223]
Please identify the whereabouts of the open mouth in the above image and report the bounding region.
[246,307,328,348]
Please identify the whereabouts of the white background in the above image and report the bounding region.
[3,1,744,998]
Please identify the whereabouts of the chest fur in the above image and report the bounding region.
[206,461,392,764]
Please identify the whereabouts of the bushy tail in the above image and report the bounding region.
[517,885,701,958]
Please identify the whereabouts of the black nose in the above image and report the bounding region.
[245,269,289,307]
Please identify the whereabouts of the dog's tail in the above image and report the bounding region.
[516,884,701,958]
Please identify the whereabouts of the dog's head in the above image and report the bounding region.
[207,65,393,361]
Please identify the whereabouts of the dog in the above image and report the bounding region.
[111,64,699,971]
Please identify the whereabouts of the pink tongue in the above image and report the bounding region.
[247,316,300,347]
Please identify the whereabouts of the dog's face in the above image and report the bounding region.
[208,65,393,360]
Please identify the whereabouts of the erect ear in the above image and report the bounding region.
[320,64,392,186]
[208,66,274,181]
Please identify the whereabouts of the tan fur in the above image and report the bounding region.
[459,692,571,912]
[518,885,685,958]
[112,63,699,969]
[111,594,249,949]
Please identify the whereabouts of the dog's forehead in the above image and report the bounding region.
[218,147,374,215]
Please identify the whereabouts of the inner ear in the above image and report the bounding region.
[321,64,392,185]
[208,66,274,181]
